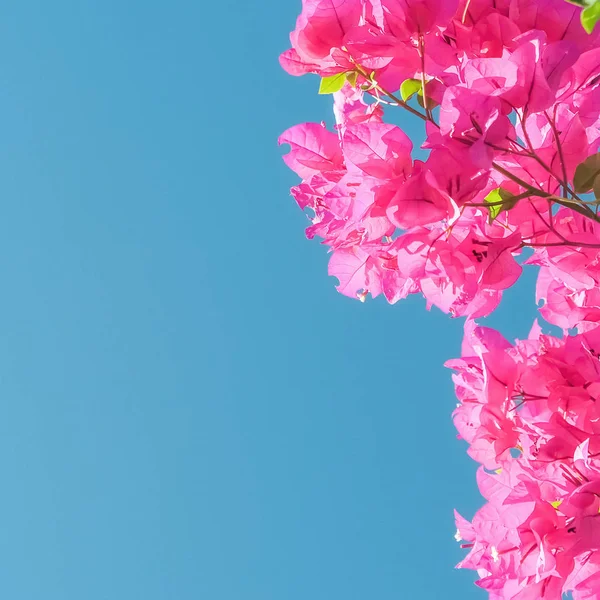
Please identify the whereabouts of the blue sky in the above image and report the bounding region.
[0,2,543,599]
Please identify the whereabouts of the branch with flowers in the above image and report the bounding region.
[279,1,600,597]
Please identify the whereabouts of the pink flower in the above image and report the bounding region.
[333,84,384,134]
[280,1,600,596]
[451,322,600,597]
[328,245,383,299]
[279,122,344,180]
[384,162,452,227]
[342,122,413,179]
[280,0,363,76]
[439,87,512,167]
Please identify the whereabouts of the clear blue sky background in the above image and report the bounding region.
[0,2,543,599]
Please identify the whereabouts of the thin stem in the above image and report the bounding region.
[461,0,472,24]
[549,196,600,222]
[491,163,548,196]
[491,163,600,223]
[466,191,533,208]
[355,67,429,122]
[545,109,569,199]
[522,240,600,249]
[528,199,568,245]
[518,110,582,201]
[418,34,433,121]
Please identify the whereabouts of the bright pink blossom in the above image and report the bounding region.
[450,324,600,598]
[280,2,600,597]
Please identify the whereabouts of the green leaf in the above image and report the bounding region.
[346,71,358,87]
[582,1,600,33]
[574,153,600,192]
[484,188,517,222]
[400,79,422,102]
[593,176,600,200]
[319,73,347,95]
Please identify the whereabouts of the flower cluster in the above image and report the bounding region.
[279,0,600,323]
[279,1,600,598]
[448,322,600,599]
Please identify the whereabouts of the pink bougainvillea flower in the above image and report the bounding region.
[439,87,512,167]
[279,122,344,180]
[280,0,363,76]
[333,84,384,134]
[328,245,382,299]
[449,322,600,597]
[394,0,460,33]
[384,161,452,227]
[342,121,413,179]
